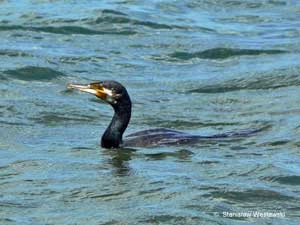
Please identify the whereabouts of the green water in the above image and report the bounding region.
[0,0,300,224]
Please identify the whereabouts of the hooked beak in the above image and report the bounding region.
[67,83,108,100]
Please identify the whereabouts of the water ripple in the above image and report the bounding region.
[209,189,294,202]
[29,111,98,125]
[0,49,33,57]
[188,71,300,93]
[0,24,137,36]
[187,0,287,10]
[262,175,300,186]
[0,201,38,209]
[144,149,194,161]
[3,66,64,81]
[142,215,201,224]
[168,48,286,60]
[91,15,182,30]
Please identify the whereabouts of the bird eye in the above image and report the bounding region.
[111,89,122,98]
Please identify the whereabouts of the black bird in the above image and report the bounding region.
[67,80,260,148]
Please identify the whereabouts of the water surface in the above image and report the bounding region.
[0,0,300,224]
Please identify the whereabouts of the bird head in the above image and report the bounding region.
[67,80,128,105]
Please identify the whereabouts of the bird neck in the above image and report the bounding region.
[101,99,131,148]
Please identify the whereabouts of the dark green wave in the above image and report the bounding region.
[0,25,137,35]
[3,66,64,81]
[188,72,300,93]
[92,15,181,30]
[0,49,32,57]
[169,47,286,60]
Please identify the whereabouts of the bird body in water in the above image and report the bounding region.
[67,80,260,149]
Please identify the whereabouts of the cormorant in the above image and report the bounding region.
[67,80,259,148]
